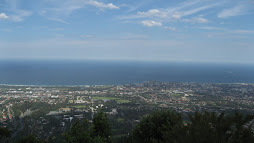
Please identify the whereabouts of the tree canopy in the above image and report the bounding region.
[131,110,185,143]
[57,110,254,143]
[128,110,254,143]
[63,111,111,143]
[18,135,44,143]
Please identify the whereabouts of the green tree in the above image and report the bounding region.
[63,110,254,143]
[186,111,254,143]
[63,120,91,143]
[18,135,44,143]
[186,111,230,143]
[0,127,11,139]
[227,112,254,143]
[0,127,11,143]
[129,110,254,143]
[63,111,111,143]
[131,109,186,143]
[91,111,111,143]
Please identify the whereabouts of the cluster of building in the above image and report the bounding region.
[0,82,253,141]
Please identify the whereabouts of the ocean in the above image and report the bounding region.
[0,60,254,85]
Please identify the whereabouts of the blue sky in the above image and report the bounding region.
[0,0,254,63]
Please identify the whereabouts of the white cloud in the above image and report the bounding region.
[38,0,119,24]
[0,13,8,19]
[141,20,162,27]
[39,0,86,17]
[193,18,208,23]
[54,27,64,31]
[163,26,176,31]
[180,3,220,18]
[218,5,247,18]
[119,0,222,24]
[1,0,32,22]
[194,26,225,30]
[183,17,208,23]
[171,12,182,19]
[47,18,70,24]
[81,35,94,38]
[120,9,168,20]
[120,33,148,40]
[1,29,12,32]
[230,30,254,34]
[9,10,32,22]
[195,27,254,35]
[137,9,167,18]
[86,0,119,9]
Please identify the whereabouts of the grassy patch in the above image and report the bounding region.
[92,96,119,100]
[91,96,130,103]
[117,118,125,123]
[171,93,183,96]
[72,105,87,109]
[116,100,131,103]
[113,134,128,138]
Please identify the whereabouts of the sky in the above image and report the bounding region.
[0,0,254,63]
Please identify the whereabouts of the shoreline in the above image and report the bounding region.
[0,81,253,87]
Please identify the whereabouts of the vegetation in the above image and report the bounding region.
[72,105,87,109]
[3,109,253,143]
[186,112,254,143]
[115,100,131,103]
[61,110,254,143]
[125,110,254,143]
[63,111,111,143]
[92,97,119,100]
[18,135,44,143]
[0,127,11,142]
[91,96,131,104]
[131,110,185,143]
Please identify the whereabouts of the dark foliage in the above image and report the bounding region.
[0,127,11,143]
[18,135,44,143]
[62,120,91,143]
[62,110,254,143]
[0,127,11,139]
[63,111,111,143]
[131,110,186,143]
[91,111,111,142]
[186,111,254,143]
